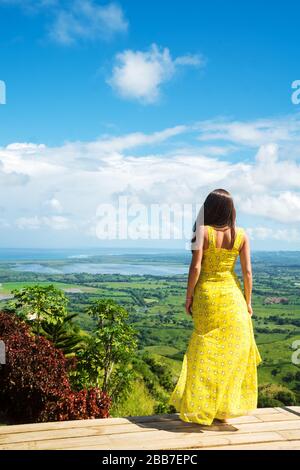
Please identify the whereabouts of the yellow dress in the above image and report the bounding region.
[168,225,262,425]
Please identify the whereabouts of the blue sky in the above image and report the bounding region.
[0,0,300,249]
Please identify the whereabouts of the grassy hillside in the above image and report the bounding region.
[1,251,299,414]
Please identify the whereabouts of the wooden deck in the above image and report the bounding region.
[0,407,300,450]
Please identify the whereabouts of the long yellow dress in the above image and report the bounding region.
[168,225,262,425]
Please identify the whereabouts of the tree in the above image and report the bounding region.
[0,311,111,424]
[10,285,68,335]
[72,299,138,403]
[40,313,87,357]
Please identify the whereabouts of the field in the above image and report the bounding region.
[0,250,300,414]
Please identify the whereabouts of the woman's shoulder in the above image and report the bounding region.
[201,224,211,234]
[235,226,249,249]
[236,225,247,234]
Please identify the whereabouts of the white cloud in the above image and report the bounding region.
[16,216,41,230]
[108,43,204,104]
[50,0,128,45]
[84,124,188,155]
[0,0,57,8]
[241,192,300,223]
[44,197,63,213]
[197,115,300,147]
[0,0,128,44]
[0,115,300,246]
[16,215,73,231]
[174,54,204,66]
[247,226,300,242]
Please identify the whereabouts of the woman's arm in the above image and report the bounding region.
[239,232,253,316]
[185,247,203,316]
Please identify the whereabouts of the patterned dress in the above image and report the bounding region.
[168,225,262,425]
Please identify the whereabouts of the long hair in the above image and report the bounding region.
[191,189,236,250]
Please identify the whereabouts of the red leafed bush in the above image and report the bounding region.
[0,311,112,424]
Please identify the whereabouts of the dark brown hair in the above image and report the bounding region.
[191,189,236,249]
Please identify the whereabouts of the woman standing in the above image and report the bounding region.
[169,189,262,425]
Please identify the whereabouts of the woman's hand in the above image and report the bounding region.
[185,297,193,316]
[247,303,253,316]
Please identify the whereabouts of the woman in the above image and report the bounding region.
[168,188,262,425]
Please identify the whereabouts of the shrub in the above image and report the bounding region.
[258,383,296,408]
[0,311,111,424]
[154,401,175,415]
[282,372,295,383]
[141,352,174,390]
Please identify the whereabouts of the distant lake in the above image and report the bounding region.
[0,247,185,261]
[12,262,187,276]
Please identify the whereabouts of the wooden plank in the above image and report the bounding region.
[109,434,232,451]
[0,425,235,450]
[210,419,300,434]
[227,415,261,424]
[282,407,300,417]
[0,414,179,435]
[0,407,299,451]
[0,427,195,450]
[0,424,268,450]
[103,421,299,445]
[0,434,113,450]
[0,435,217,451]
[0,425,135,445]
[169,418,300,438]
[0,417,259,445]
[0,408,287,436]
[0,408,293,437]
[277,429,300,440]
[1,408,281,435]
[65,432,284,450]
[275,406,300,416]
[0,417,244,438]
[172,432,285,450]
[61,422,298,450]
[62,431,287,451]
[0,419,215,446]
[1,415,299,448]
[285,406,300,413]
[251,408,283,415]
[253,413,300,422]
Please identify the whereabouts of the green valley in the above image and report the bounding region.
[0,250,299,417]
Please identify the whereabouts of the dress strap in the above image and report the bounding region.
[207,226,215,248]
[233,227,245,251]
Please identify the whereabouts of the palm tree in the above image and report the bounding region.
[40,313,86,357]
